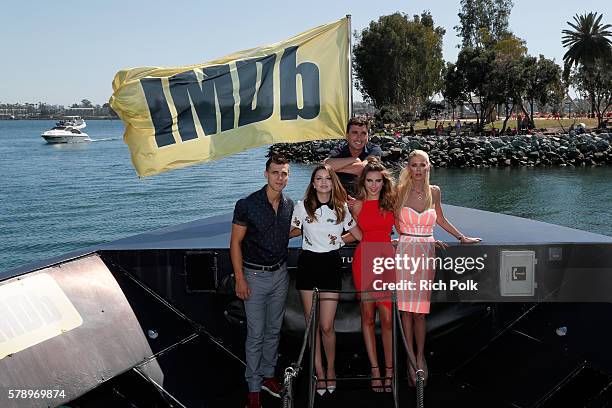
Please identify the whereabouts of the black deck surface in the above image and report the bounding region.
[3,207,612,407]
[66,301,612,407]
[5,204,611,280]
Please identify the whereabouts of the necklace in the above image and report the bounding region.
[411,188,424,200]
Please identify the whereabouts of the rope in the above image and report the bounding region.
[395,304,426,408]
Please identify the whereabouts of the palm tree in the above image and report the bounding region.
[562,12,612,69]
[561,12,611,124]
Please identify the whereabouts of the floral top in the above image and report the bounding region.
[291,200,355,253]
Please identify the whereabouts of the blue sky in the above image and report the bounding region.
[1,0,609,106]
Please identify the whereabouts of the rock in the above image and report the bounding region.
[595,139,610,151]
[408,140,423,150]
[567,149,583,159]
[546,151,560,159]
[389,147,403,160]
[268,133,611,169]
[529,151,540,158]
[465,138,479,147]
[511,139,525,148]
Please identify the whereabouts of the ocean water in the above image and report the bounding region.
[0,120,610,272]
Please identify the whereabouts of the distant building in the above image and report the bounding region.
[353,101,376,116]
[0,107,27,119]
[64,107,95,117]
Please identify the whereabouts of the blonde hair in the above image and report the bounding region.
[396,150,432,211]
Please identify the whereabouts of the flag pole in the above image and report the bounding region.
[346,14,353,119]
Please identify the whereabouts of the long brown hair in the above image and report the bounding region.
[356,157,397,213]
[303,164,347,224]
[396,150,432,211]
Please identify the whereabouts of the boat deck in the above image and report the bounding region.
[1,205,611,407]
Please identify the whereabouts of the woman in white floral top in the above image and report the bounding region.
[290,164,361,395]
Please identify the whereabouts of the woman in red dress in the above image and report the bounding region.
[349,158,397,392]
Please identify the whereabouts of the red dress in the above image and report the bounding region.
[352,200,395,309]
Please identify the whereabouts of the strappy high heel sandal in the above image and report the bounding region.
[370,366,384,393]
[384,366,393,392]
[316,375,327,396]
[384,366,393,393]
[326,369,336,394]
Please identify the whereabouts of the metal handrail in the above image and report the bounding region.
[282,288,426,408]
[395,303,426,408]
[282,289,320,408]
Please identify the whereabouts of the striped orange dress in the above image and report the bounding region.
[396,206,437,314]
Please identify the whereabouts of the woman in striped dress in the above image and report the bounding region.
[395,150,480,385]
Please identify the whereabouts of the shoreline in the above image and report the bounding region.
[270,133,612,168]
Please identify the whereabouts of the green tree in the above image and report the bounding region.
[571,57,612,128]
[80,99,93,108]
[562,12,612,72]
[441,62,462,113]
[562,12,612,123]
[492,33,527,58]
[490,55,529,133]
[489,35,530,132]
[38,102,49,116]
[353,12,445,119]
[102,102,119,118]
[455,0,514,48]
[442,47,500,131]
[522,56,563,127]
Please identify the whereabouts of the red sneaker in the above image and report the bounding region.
[245,392,261,408]
[262,377,284,398]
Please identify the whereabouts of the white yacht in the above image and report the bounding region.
[41,125,91,144]
[56,116,87,129]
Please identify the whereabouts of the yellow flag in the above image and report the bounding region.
[110,17,350,177]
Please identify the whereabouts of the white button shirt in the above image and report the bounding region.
[291,200,355,252]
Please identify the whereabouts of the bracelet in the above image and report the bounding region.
[456,235,464,241]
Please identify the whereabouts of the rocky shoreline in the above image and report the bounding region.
[269,133,612,168]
